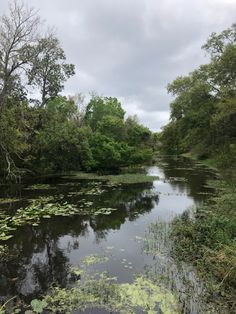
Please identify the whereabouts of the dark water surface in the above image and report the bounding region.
[0,157,219,313]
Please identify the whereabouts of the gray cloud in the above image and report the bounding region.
[1,0,236,131]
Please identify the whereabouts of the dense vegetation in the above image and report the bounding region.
[0,2,153,182]
[171,181,236,312]
[160,23,236,312]
[160,24,236,168]
[1,2,236,313]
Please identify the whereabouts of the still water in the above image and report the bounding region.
[0,156,219,313]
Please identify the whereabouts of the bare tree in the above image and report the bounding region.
[69,92,87,125]
[0,0,40,108]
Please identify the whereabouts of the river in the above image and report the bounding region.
[0,156,220,313]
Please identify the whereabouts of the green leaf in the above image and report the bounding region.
[30,299,47,313]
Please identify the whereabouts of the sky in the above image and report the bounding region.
[1,0,236,131]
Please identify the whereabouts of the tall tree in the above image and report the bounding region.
[85,96,125,131]
[27,34,75,106]
[0,0,40,108]
[161,23,236,165]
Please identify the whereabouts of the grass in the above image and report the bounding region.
[63,172,159,184]
[170,180,236,312]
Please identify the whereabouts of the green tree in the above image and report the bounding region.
[85,96,125,131]
[125,116,151,147]
[0,0,40,108]
[161,23,236,166]
[89,133,131,170]
[0,104,29,180]
[30,97,93,172]
[27,34,75,106]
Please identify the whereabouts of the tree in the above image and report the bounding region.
[202,23,236,96]
[85,96,125,131]
[0,0,40,108]
[125,116,152,147]
[27,34,75,106]
[30,96,94,172]
[161,23,236,166]
[0,103,29,180]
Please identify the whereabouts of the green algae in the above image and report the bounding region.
[34,255,180,314]
[7,250,179,313]
[82,254,109,266]
[119,277,179,314]
[42,275,179,313]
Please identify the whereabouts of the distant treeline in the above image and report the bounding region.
[0,2,155,181]
[160,24,236,168]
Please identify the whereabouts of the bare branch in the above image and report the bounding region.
[0,0,41,107]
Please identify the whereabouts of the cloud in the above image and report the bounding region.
[1,0,235,130]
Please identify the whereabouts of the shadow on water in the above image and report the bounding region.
[0,182,157,303]
[0,156,220,313]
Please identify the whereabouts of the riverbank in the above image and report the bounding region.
[170,173,236,312]
[181,152,219,171]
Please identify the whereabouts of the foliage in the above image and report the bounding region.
[89,132,130,169]
[27,35,75,106]
[85,96,153,170]
[0,104,29,180]
[24,94,153,174]
[170,180,236,311]
[30,300,47,314]
[0,1,40,107]
[84,96,125,132]
[0,3,153,180]
[160,23,236,167]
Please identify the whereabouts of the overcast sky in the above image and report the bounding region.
[1,0,236,131]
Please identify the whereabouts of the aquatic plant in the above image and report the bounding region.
[24,184,55,190]
[32,254,179,314]
[30,300,48,313]
[0,245,9,260]
[0,198,118,241]
[0,198,20,204]
[171,180,236,312]
[64,172,159,184]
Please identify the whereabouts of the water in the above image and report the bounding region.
[0,156,219,313]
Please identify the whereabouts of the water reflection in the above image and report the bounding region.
[149,156,217,204]
[0,181,158,302]
[0,156,218,313]
[142,221,218,314]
